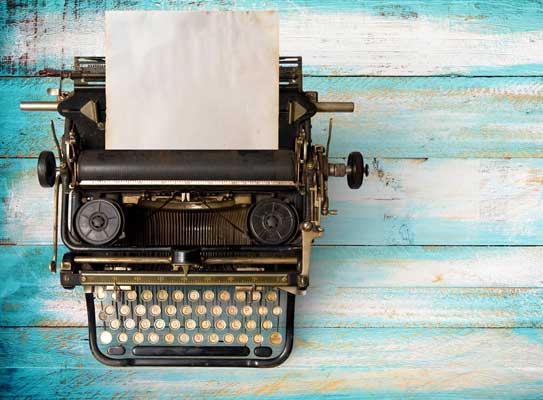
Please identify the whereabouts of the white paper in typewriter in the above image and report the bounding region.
[105,11,279,150]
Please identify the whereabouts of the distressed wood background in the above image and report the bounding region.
[1,1,543,398]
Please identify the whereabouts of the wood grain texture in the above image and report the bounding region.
[1,328,542,400]
[2,246,542,328]
[3,157,543,246]
[2,1,543,76]
[5,76,543,158]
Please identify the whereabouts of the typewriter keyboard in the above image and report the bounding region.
[91,286,290,364]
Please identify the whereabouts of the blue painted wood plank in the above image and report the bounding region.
[3,157,543,246]
[4,76,543,158]
[1,328,543,398]
[2,1,543,76]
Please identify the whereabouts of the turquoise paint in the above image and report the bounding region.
[2,1,543,76]
[3,76,543,158]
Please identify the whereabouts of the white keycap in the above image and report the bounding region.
[124,318,136,330]
[230,319,241,331]
[148,332,159,344]
[165,305,177,316]
[135,304,146,316]
[96,286,106,300]
[253,334,264,344]
[118,332,128,343]
[266,291,278,302]
[172,290,184,302]
[154,319,166,330]
[272,306,282,316]
[188,290,200,301]
[224,333,234,344]
[262,320,273,330]
[109,319,121,330]
[141,290,153,302]
[227,305,238,316]
[242,305,253,317]
[182,305,192,315]
[211,305,222,317]
[169,319,181,330]
[219,290,230,302]
[203,290,215,302]
[119,304,130,316]
[150,305,161,316]
[234,291,246,302]
[100,330,112,344]
[193,333,204,343]
[157,289,168,301]
[237,333,249,345]
[269,332,282,345]
[185,319,196,330]
[140,319,151,330]
[200,320,211,330]
[105,305,115,315]
[208,333,219,343]
[178,333,190,344]
[246,320,256,330]
[164,333,175,344]
[251,291,261,302]
[126,290,137,301]
[215,320,226,330]
[258,306,268,316]
[133,332,144,344]
[196,305,207,315]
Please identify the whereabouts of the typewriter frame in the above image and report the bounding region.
[22,56,367,367]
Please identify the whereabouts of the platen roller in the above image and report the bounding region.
[77,150,296,182]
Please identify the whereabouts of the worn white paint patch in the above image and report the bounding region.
[9,12,543,75]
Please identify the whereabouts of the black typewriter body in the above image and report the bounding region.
[23,56,367,367]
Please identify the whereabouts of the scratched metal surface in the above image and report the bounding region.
[1,1,543,399]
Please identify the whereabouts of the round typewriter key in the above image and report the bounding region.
[154,319,166,330]
[133,332,144,344]
[118,332,128,343]
[124,318,136,330]
[185,319,196,330]
[140,319,151,330]
[227,305,238,316]
[109,319,121,330]
[111,291,118,301]
[150,304,161,317]
[224,333,234,344]
[211,305,222,317]
[141,290,153,302]
[215,319,226,330]
[100,330,112,344]
[193,333,204,344]
[105,305,115,315]
[253,334,264,344]
[203,290,215,302]
[164,333,175,344]
[272,306,282,316]
[196,305,207,315]
[235,291,246,302]
[200,320,211,330]
[178,333,190,344]
[266,291,278,302]
[262,320,273,330]
[269,332,282,345]
[219,290,230,302]
[188,290,200,301]
[172,290,184,302]
[246,320,257,330]
[135,304,146,316]
[169,319,181,330]
[182,305,192,315]
[238,333,249,345]
[165,305,177,316]
[157,289,168,301]
[119,304,130,316]
[251,291,262,302]
[242,305,253,317]
[148,332,159,344]
[230,319,242,331]
[98,311,108,321]
[126,290,137,301]
[208,333,219,344]
[96,286,106,300]
[258,306,268,316]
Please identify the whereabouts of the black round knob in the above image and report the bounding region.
[37,151,56,188]
[347,151,368,189]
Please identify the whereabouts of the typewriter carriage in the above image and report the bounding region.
[22,56,368,367]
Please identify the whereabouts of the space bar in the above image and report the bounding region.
[132,346,250,357]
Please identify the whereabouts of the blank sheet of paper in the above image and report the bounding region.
[105,11,278,150]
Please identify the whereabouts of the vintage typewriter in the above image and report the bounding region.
[21,56,368,367]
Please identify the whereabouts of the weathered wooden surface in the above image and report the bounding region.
[3,157,543,246]
[2,0,543,76]
[4,77,543,158]
[1,1,543,398]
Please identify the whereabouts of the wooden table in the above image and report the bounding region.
[1,1,542,398]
